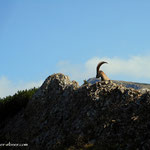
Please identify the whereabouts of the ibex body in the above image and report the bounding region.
[96,61,110,81]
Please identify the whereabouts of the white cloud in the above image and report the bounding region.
[0,76,43,98]
[57,55,150,84]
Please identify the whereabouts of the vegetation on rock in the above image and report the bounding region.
[0,88,38,122]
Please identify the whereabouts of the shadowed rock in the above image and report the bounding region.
[0,73,150,150]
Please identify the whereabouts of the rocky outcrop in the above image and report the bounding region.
[87,77,150,92]
[0,73,150,150]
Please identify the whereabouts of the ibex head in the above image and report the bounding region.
[96,61,110,81]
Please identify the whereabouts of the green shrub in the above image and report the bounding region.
[0,87,38,122]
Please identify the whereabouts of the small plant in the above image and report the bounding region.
[83,80,88,85]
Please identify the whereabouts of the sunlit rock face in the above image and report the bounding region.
[1,73,150,150]
[87,77,150,92]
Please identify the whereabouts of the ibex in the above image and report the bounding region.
[96,61,110,81]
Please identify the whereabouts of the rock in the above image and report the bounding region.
[86,78,150,93]
[0,73,150,150]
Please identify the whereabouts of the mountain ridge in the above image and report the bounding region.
[0,73,150,150]
[87,77,150,92]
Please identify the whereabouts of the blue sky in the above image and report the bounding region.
[0,0,150,97]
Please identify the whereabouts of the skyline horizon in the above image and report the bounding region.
[1,0,150,97]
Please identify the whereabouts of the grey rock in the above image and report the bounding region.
[0,73,150,150]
